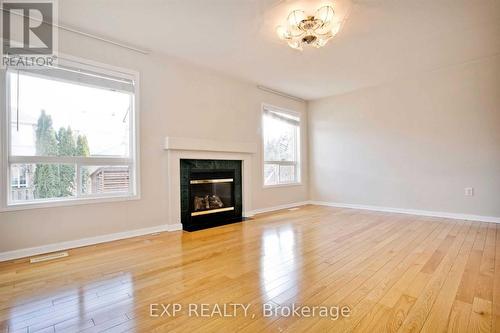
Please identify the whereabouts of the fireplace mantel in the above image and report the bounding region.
[164,137,257,154]
[164,141,254,230]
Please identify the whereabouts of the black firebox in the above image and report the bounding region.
[180,159,243,231]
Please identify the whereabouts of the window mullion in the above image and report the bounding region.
[264,160,295,166]
[129,162,135,195]
[278,164,282,184]
[76,163,81,197]
[9,156,132,165]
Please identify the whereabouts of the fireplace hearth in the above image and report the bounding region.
[180,159,243,231]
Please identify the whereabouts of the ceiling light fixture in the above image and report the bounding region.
[276,5,340,50]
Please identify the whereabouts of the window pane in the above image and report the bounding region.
[279,165,296,184]
[81,166,130,195]
[263,108,300,185]
[10,163,76,202]
[11,164,28,188]
[10,72,131,157]
[264,163,279,186]
[263,112,298,162]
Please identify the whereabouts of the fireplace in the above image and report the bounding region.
[180,159,242,231]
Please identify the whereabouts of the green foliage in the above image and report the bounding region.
[33,164,59,198]
[57,127,76,156]
[34,111,59,198]
[56,127,77,196]
[33,111,90,199]
[35,110,57,156]
[76,135,90,157]
[76,135,90,193]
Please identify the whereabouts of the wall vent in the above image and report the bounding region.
[30,252,69,263]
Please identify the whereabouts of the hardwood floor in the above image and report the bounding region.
[0,205,499,332]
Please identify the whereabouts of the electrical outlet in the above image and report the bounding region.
[464,187,474,196]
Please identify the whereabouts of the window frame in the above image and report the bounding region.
[261,103,302,188]
[0,54,141,211]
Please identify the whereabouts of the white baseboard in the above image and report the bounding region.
[5,200,495,262]
[167,223,183,231]
[310,201,500,224]
[0,223,182,262]
[246,201,310,217]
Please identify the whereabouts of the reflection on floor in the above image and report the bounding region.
[0,205,499,332]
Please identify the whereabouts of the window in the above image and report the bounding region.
[1,57,139,208]
[262,105,300,186]
[11,164,28,188]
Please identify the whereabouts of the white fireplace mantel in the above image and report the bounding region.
[164,137,256,230]
[164,136,258,154]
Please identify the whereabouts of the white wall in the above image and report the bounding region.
[0,30,308,253]
[309,55,500,218]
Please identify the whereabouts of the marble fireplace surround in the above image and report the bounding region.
[164,137,257,230]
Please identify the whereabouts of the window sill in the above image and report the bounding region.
[263,182,303,189]
[0,194,140,212]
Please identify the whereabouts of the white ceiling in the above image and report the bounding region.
[59,0,500,100]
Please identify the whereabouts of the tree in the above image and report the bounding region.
[57,127,76,156]
[76,135,90,157]
[35,110,57,156]
[56,127,77,197]
[33,112,91,198]
[33,164,59,199]
[33,110,59,198]
[76,135,90,193]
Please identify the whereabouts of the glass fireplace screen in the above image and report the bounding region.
[189,178,234,216]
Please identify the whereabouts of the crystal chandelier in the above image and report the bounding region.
[276,5,341,50]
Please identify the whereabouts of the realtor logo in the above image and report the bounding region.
[1,0,57,67]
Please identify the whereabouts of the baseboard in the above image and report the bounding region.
[0,223,182,262]
[310,201,500,223]
[167,223,183,232]
[5,200,495,262]
[246,201,310,217]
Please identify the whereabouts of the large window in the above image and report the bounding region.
[262,105,300,186]
[1,57,139,208]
